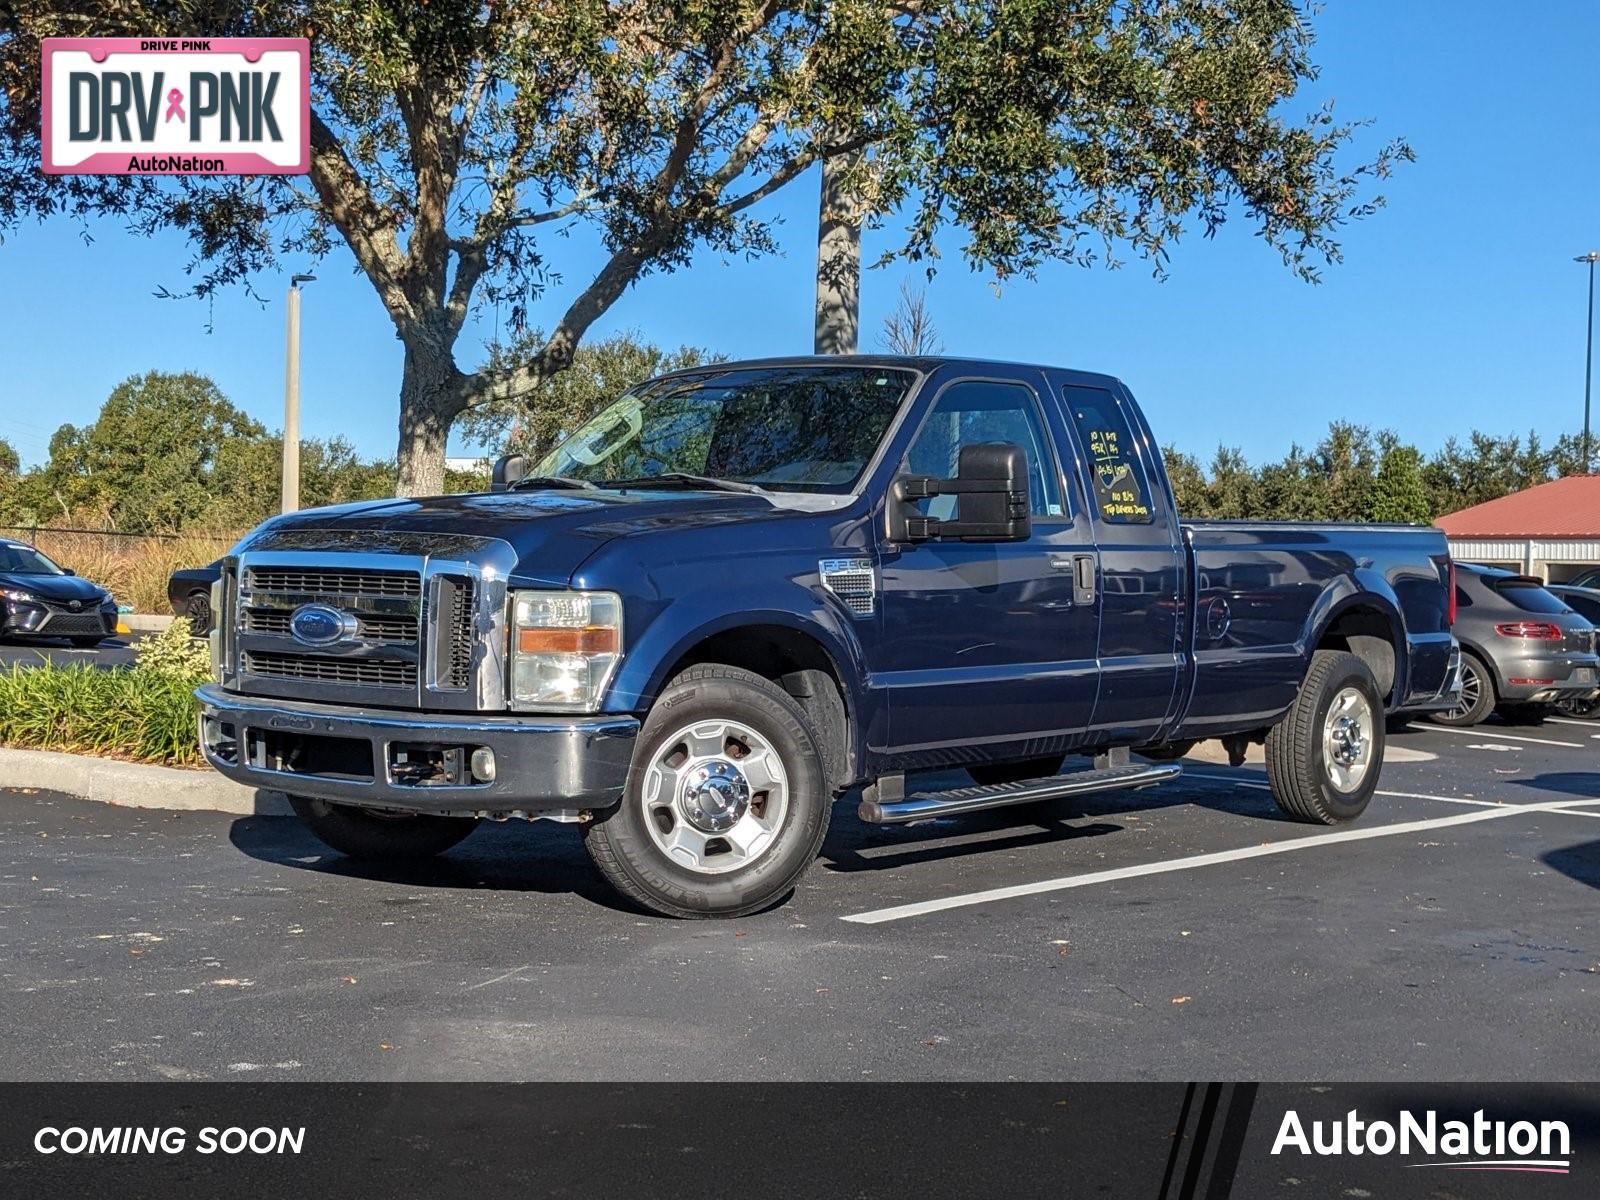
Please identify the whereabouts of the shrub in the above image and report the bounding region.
[0,623,211,764]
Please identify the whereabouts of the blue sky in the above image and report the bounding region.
[2,1,1597,472]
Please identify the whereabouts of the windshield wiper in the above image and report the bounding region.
[601,472,768,495]
[508,475,597,491]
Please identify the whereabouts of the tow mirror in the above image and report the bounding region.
[889,442,1031,543]
[491,454,529,492]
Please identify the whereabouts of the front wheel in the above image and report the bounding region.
[583,664,831,918]
[288,796,479,860]
[185,590,213,637]
[1265,649,1384,825]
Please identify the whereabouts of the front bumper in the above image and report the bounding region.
[196,683,637,817]
[2,598,117,639]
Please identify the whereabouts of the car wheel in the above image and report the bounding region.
[1428,651,1494,727]
[1265,649,1384,825]
[288,796,479,860]
[185,590,213,637]
[1556,694,1600,719]
[582,664,831,918]
[966,755,1066,786]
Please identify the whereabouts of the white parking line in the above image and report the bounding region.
[1184,770,1503,808]
[1406,723,1582,749]
[841,796,1600,925]
[1547,717,1596,727]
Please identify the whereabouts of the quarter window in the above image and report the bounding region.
[1063,386,1154,524]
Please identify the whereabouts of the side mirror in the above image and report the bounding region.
[889,442,1031,543]
[491,454,529,492]
[62,568,76,576]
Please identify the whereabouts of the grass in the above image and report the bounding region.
[19,529,236,614]
[0,623,212,765]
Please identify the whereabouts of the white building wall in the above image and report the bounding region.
[1444,537,1600,581]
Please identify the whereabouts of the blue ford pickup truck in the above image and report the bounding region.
[198,357,1460,917]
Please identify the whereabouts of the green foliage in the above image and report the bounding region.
[0,0,1409,493]
[0,622,211,764]
[461,330,718,460]
[1178,423,1588,523]
[0,371,408,531]
[0,438,18,477]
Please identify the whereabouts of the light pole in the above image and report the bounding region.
[282,273,316,512]
[1578,252,1598,476]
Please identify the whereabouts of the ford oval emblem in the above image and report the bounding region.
[288,603,357,646]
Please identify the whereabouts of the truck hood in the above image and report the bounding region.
[242,488,790,585]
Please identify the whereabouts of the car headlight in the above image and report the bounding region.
[0,587,39,603]
[509,590,623,712]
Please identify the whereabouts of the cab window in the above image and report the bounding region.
[903,380,1064,520]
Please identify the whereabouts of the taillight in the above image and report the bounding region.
[1446,559,1457,627]
[1494,621,1562,640]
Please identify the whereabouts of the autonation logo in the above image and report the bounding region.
[1272,1108,1572,1175]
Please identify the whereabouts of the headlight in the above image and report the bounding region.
[0,587,39,603]
[509,590,622,712]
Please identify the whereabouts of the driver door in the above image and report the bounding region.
[875,371,1102,764]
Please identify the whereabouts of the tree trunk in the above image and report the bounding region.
[814,153,862,355]
[395,345,467,497]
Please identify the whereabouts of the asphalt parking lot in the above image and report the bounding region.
[1,717,1596,1082]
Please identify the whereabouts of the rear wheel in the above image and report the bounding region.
[1428,650,1494,727]
[583,664,832,918]
[1265,649,1384,825]
[288,796,479,860]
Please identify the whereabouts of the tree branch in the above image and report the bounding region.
[305,110,412,330]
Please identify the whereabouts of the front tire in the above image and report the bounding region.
[583,664,831,918]
[1429,650,1494,727]
[185,590,213,637]
[288,796,479,860]
[1265,649,1384,825]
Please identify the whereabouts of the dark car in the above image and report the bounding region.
[1566,567,1600,590]
[1547,584,1600,717]
[1430,564,1600,726]
[0,537,119,647]
[168,560,222,636]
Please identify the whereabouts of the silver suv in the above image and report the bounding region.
[1431,563,1600,726]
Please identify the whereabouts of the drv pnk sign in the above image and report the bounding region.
[42,38,309,175]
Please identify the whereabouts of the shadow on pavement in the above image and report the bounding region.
[1543,839,1600,891]
[226,811,626,908]
[1513,771,1600,800]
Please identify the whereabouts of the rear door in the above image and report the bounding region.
[876,367,1102,761]
[1044,374,1185,742]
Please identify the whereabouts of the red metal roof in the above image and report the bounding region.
[1436,474,1600,538]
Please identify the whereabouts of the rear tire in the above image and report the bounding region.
[288,796,478,860]
[966,755,1065,786]
[1265,649,1384,825]
[185,590,213,637]
[1429,651,1494,727]
[583,664,831,918]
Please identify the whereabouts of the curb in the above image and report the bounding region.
[123,614,176,634]
[0,746,290,816]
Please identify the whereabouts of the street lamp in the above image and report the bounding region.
[283,272,316,513]
[1577,252,1598,476]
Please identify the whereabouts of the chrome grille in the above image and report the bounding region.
[244,607,417,644]
[246,567,419,599]
[245,651,416,689]
[445,578,475,689]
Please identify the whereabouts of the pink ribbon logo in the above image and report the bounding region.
[164,88,185,123]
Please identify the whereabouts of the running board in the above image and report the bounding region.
[858,762,1182,825]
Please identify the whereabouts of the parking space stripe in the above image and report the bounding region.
[841,797,1600,925]
[1406,723,1582,748]
[1183,770,1503,808]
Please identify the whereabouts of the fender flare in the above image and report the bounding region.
[1302,579,1409,703]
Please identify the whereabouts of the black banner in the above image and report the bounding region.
[1,1083,1594,1198]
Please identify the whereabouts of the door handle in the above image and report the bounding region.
[1072,553,1097,605]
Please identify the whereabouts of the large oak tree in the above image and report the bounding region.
[2,1,1408,495]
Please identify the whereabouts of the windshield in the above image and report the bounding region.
[534,366,917,493]
[0,544,65,575]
